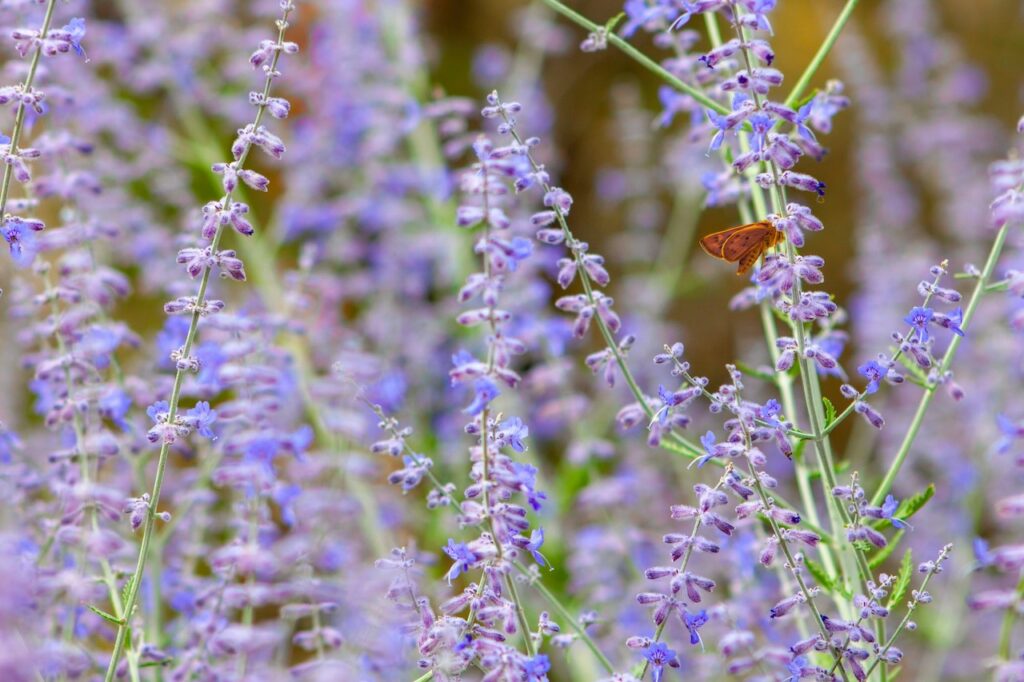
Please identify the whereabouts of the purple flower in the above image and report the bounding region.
[62,18,86,58]
[858,360,885,394]
[995,414,1024,454]
[2,217,40,267]
[509,462,547,511]
[463,377,500,415]
[697,430,718,468]
[147,400,170,423]
[881,495,911,530]
[499,417,529,452]
[744,0,777,33]
[933,307,965,336]
[99,389,132,432]
[443,539,476,583]
[683,609,708,645]
[974,538,994,568]
[523,654,551,681]
[524,527,548,567]
[643,641,680,682]
[904,306,934,342]
[185,401,217,440]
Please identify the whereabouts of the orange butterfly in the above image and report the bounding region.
[699,220,784,276]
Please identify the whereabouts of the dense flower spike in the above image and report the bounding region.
[99,4,298,677]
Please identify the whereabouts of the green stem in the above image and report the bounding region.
[782,0,862,109]
[0,0,57,218]
[504,573,536,658]
[539,0,729,115]
[513,562,615,673]
[496,103,709,464]
[732,8,868,613]
[637,482,722,680]
[861,548,949,679]
[998,571,1024,659]
[869,224,1009,507]
[102,8,294,679]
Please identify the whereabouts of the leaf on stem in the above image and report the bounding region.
[887,549,914,609]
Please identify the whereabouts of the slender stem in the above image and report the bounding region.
[479,407,535,658]
[782,0,862,109]
[819,265,946,438]
[699,13,834,585]
[870,224,1009,507]
[729,5,868,613]
[496,107,711,464]
[539,0,729,116]
[999,571,1024,659]
[732,382,850,680]
[0,0,58,219]
[102,9,294,679]
[638,480,724,681]
[513,562,615,673]
[504,573,536,657]
[861,549,949,679]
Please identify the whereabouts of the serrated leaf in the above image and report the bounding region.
[895,484,935,521]
[88,605,123,626]
[823,397,837,426]
[804,558,835,594]
[121,576,134,607]
[869,530,905,568]
[872,484,935,530]
[887,549,914,609]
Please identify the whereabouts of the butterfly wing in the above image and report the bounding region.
[735,238,767,275]
[720,222,771,262]
[700,221,781,275]
[698,226,742,258]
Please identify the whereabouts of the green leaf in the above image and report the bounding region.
[121,576,134,607]
[872,484,935,530]
[869,529,905,568]
[887,548,914,609]
[822,397,837,427]
[139,660,174,669]
[792,88,820,110]
[852,540,874,554]
[605,11,626,32]
[88,605,124,626]
[895,484,935,521]
[804,558,835,594]
[792,438,807,463]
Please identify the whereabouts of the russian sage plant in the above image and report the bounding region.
[1,0,1023,680]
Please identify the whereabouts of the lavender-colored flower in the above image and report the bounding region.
[643,641,681,682]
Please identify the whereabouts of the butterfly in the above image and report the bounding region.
[698,220,784,276]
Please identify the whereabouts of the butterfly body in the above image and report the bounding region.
[699,220,783,275]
